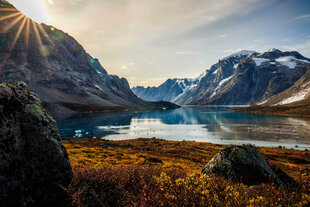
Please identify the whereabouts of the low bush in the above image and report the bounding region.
[68,165,310,207]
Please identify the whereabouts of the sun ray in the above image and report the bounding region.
[9,16,27,52]
[0,12,21,22]
[0,14,25,67]
[37,24,55,47]
[0,16,27,66]
[31,20,43,48]
[31,20,48,62]
[24,18,30,60]
[1,14,24,34]
[0,8,18,12]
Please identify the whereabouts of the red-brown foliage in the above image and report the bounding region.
[68,165,310,207]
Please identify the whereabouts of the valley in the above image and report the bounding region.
[1,0,310,206]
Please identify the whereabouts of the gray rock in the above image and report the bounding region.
[0,82,73,206]
[202,145,295,186]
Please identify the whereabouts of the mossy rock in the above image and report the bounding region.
[0,82,72,206]
[25,104,44,121]
[202,145,296,186]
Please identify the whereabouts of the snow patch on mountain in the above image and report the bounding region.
[257,99,268,105]
[276,56,296,69]
[221,50,255,61]
[212,69,218,75]
[195,71,207,82]
[278,88,310,105]
[275,56,310,69]
[252,57,269,66]
[174,79,196,91]
[269,48,280,52]
[219,75,233,87]
[210,75,234,98]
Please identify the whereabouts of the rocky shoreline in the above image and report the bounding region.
[231,101,310,117]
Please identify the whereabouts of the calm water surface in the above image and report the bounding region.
[55,106,310,150]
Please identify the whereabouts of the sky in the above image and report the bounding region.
[7,0,310,87]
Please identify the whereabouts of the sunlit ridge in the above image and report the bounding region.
[0,6,55,66]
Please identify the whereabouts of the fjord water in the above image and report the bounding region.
[56,106,310,150]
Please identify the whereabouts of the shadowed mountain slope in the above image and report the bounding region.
[0,0,177,115]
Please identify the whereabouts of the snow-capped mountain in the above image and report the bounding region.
[177,50,256,104]
[132,50,255,104]
[0,1,177,115]
[177,49,310,105]
[231,67,310,116]
[132,78,199,103]
[133,49,310,105]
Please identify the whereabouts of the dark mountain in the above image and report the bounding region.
[132,51,255,104]
[178,49,310,105]
[132,78,201,103]
[231,68,310,116]
[177,50,255,105]
[134,49,310,106]
[0,1,177,115]
[264,67,310,106]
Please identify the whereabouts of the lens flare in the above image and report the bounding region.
[0,2,55,67]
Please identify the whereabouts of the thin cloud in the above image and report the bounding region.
[47,0,54,4]
[175,51,202,55]
[220,34,229,38]
[295,14,310,20]
[280,41,310,54]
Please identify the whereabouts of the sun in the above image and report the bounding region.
[0,0,56,68]
[8,0,49,23]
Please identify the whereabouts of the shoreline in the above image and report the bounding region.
[230,102,310,117]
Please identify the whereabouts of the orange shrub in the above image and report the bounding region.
[68,165,310,207]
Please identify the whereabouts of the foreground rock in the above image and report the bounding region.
[0,82,73,206]
[202,145,295,186]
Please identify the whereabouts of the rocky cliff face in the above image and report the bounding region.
[177,50,256,105]
[132,51,255,104]
[135,49,310,105]
[0,1,176,115]
[0,82,72,206]
[263,67,310,106]
[132,78,199,103]
[178,49,310,105]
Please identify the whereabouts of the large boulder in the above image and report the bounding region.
[202,145,295,186]
[0,82,73,206]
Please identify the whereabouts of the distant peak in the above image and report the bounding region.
[221,50,256,61]
[268,48,282,53]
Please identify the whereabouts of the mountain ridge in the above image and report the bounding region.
[0,2,178,115]
[230,68,310,116]
[133,49,310,106]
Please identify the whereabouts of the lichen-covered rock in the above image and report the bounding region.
[0,82,73,206]
[202,145,295,186]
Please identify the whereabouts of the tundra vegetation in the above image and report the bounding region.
[64,138,310,207]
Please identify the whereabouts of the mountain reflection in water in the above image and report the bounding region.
[55,106,310,150]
